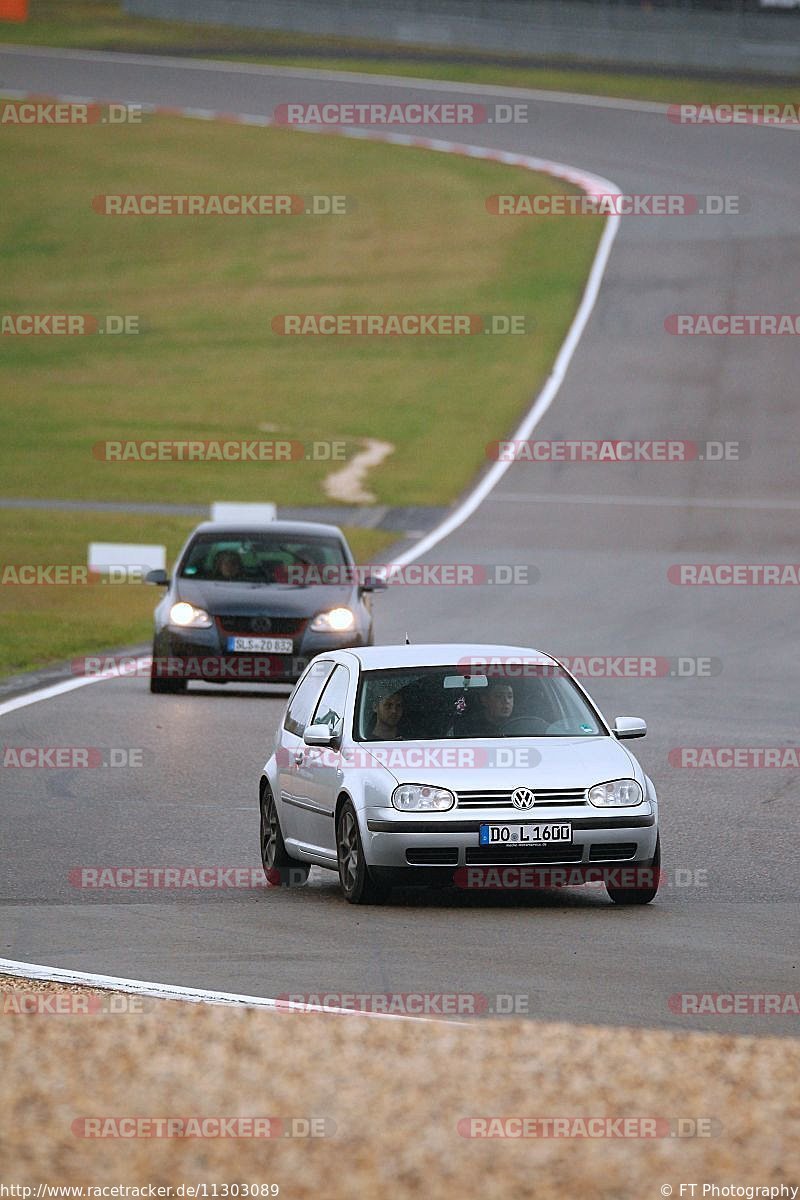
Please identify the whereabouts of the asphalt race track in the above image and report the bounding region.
[1,46,798,1036]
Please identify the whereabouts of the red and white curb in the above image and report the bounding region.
[0,85,619,194]
[1,76,621,1014]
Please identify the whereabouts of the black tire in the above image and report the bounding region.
[149,642,186,693]
[336,799,387,905]
[606,835,661,906]
[260,784,309,887]
[149,675,187,693]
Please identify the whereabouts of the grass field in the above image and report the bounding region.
[0,116,602,508]
[0,108,603,676]
[0,511,395,677]
[1,0,796,107]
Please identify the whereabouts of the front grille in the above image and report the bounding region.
[589,843,638,862]
[217,615,306,636]
[465,846,584,865]
[406,848,459,866]
[457,788,586,810]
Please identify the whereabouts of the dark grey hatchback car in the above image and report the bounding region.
[146,520,383,692]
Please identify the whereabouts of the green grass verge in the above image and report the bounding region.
[1,0,795,106]
[0,510,397,678]
[0,114,602,507]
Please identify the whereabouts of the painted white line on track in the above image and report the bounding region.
[0,43,670,113]
[0,958,469,1024]
[0,657,151,718]
[4,43,800,131]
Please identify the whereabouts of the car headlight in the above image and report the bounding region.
[169,601,213,629]
[587,778,643,807]
[310,607,356,633]
[392,784,455,812]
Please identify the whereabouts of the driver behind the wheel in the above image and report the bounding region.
[212,548,244,580]
[460,679,514,736]
[368,681,407,740]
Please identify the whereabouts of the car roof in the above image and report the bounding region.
[335,644,559,669]
[190,520,347,538]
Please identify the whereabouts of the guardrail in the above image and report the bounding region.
[122,0,800,76]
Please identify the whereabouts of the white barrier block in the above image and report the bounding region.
[210,502,277,523]
[88,542,166,573]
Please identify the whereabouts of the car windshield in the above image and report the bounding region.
[354,665,604,741]
[179,534,348,585]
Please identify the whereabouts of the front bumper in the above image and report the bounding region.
[155,626,368,683]
[363,804,658,875]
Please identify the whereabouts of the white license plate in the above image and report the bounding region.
[227,636,294,654]
[479,823,572,846]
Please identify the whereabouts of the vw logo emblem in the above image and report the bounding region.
[511,787,536,810]
[251,616,272,633]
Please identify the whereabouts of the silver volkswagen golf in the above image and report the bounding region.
[259,644,661,905]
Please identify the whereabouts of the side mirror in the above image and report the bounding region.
[145,569,169,586]
[303,723,337,747]
[613,716,647,740]
[360,572,388,594]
